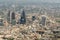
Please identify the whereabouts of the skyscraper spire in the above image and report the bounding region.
[20,9,26,24]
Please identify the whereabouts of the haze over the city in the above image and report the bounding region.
[0,0,60,3]
[0,0,60,40]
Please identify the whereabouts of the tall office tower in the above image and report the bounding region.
[0,18,4,26]
[32,16,36,21]
[11,12,16,25]
[7,11,16,25]
[7,11,10,23]
[20,10,26,24]
[11,12,15,19]
[40,15,46,26]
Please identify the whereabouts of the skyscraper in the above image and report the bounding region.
[40,15,46,26]
[11,12,16,25]
[0,18,4,26]
[11,12,15,19]
[7,11,16,25]
[7,11,10,23]
[20,10,26,24]
[32,16,36,21]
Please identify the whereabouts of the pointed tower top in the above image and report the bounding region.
[21,9,25,17]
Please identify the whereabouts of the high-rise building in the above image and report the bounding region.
[0,18,4,26]
[40,15,46,26]
[7,11,10,23]
[11,12,15,19]
[7,11,16,25]
[20,10,26,24]
[32,16,36,21]
[11,12,16,25]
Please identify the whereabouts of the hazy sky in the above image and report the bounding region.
[40,0,60,3]
[15,0,60,3]
[1,0,60,3]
